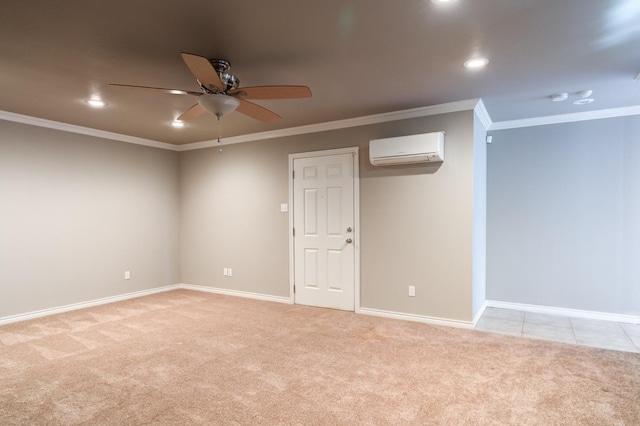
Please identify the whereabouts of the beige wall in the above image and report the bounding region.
[1,109,480,322]
[0,121,180,317]
[181,110,477,321]
[180,139,291,297]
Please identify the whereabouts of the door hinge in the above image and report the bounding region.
[293,284,296,294]
[293,227,295,237]
[292,170,295,179]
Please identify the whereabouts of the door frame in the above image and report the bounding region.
[288,147,360,311]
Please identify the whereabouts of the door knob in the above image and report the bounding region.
[346,238,353,244]
[346,227,352,233]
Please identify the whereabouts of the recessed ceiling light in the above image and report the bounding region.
[464,57,489,69]
[171,120,185,128]
[573,98,594,105]
[551,93,568,102]
[85,98,107,108]
[576,89,593,98]
[431,0,458,3]
[169,90,187,95]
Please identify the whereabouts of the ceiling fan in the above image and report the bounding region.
[110,53,312,124]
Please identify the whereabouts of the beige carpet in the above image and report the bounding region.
[0,290,638,425]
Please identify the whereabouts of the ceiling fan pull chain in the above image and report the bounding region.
[217,113,222,143]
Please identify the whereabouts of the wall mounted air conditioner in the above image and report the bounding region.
[369,131,444,166]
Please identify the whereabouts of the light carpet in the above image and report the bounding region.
[1,290,639,425]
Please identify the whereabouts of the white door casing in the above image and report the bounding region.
[289,148,359,311]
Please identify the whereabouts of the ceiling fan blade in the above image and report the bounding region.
[181,52,223,91]
[177,103,206,121]
[229,85,312,100]
[109,83,202,96]
[236,99,282,123]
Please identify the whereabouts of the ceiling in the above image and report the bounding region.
[1,0,639,145]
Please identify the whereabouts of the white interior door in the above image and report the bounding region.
[292,151,356,311]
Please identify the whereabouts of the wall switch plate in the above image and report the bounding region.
[223,268,228,276]
[408,285,415,297]
[280,203,288,213]
[125,271,131,280]
[228,268,233,277]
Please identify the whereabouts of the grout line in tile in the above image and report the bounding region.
[481,310,638,352]
[620,323,640,351]
[568,317,578,343]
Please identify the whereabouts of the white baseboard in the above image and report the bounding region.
[357,307,474,329]
[0,285,181,326]
[18,285,631,332]
[486,300,640,325]
[472,301,488,326]
[178,283,293,304]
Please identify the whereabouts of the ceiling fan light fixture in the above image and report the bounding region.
[171,120,185,128]
[197,94,240,117]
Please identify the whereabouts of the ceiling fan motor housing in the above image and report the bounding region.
[198,59,239,93]
[209,59,230,73]
[221,73,240,91]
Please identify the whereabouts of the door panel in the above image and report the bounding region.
[293,152,355,311]
[304,189,318,235]
[304,249,319,288]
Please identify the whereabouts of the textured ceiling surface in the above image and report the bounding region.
[1,0,639,144]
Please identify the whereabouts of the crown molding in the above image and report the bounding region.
[489,104,640,131]
[473,99,493,131]
[16,100,640,150]
[177,99,481,151]
[1,101,481,152]
[0,110,179,151]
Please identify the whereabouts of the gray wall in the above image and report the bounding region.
[0,121,180,317]
[487,116,640,315]
[181,111,479,321]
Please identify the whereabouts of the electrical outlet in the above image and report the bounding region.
[223,268,228,276]
[228,268,233,277]
[280,203,288,213]
[124,271,131,280]
[408,285,415,297]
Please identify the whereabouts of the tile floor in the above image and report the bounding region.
[476,307,640,353]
